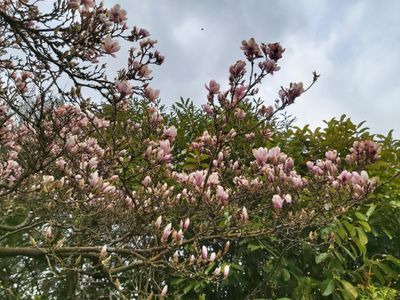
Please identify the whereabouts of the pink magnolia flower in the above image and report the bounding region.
[252,147,269,165]
[164,125,177,140]
[234,85,247,101]
[205,80,220,94]
[216,185,229,203]
[88,157,98,169]
[115,81,133,97]
[312,165,324,176]
[338,170,352,184]
[288,82,304,102]
[42,175,54,185]
[102,36,120,57]
[109,4,127,25]
[263,42,285,61]
[190,170,205,188]
[240,38,262,60]
[234,108,246,120]
[89,171,100,188]
[138,65,152,78]
[325,150,337,161]
[208,172,220,185]
[229,61,247,84]
[142,176,151,187]
[202,103,214,115]
[284,194,292,204]
[351,171,362,185]
[268,146,281,161]
[68,0,80,10]
[272,194,284,209]
[144,86,160,102]
[258,59,280,74]
[360,170,369,184]
[214,267,221,276]
[285,157,294,171]
[82,0,95,9]
[157,140,172,162]
[259,104,274,118]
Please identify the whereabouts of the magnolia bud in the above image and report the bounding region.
[201,245,208,259]
[189,254,195,264]
[155,216,162,229]
[161,285,168,298]
[209,252,216,262]
[224,265,230,278]
[162,223,172,241]
[44,226,52,239]
[100,244,107,259]
[224,241,230,253]
[176,229,184,241]
[241,206,248,223]
[183,218,190,230]
[173,251,179,263]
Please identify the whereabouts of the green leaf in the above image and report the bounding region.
[356,227,368,246]
[343,220,356,237]
[385,255,400,267]
[321,279,336,296]
[340,280,358,300]
[341,245,356,261]
[336,222,347,240]
[366,204,376,218]
[355,212,367,222]
[357,220,371,232]
[376,262,398,278]
[247,243,265,251]
[183,163,196,170]
[185,156,197,163]
[199,154,209,161]
[315,252,329,264]
[282,268,291,281]
[205,262,215,274]
[383,228,393,239]
[372,265,386,284]
[182,282,195,295]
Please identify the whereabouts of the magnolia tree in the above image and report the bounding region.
[0,1,383,299]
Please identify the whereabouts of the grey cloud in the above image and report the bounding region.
[103,0,399,135]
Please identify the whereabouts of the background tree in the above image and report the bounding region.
[0,1,398,299]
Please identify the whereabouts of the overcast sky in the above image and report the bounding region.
[102,0,399,136]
